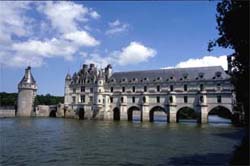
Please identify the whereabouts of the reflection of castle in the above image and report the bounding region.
[64,63,236,123]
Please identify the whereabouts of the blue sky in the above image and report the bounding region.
[0,1,233,96]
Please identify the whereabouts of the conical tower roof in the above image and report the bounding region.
[18,66,37,90]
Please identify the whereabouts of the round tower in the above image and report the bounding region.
[17,66,37,117]
[64,73,72,106]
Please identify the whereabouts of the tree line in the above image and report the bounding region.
[0,92,64,106]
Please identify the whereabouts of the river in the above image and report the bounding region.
[0,117,244,165]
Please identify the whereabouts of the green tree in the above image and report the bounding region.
[208,0,249,125]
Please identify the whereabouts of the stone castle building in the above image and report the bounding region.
[17,66,37,117]
[64,63,235,123]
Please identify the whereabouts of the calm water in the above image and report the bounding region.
[0,117,244,166]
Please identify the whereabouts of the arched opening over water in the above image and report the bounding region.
[176,107,197,123]
[149,106,168,123]
[208,106,232,124]
[127,106,141,122]
[79,108,85,120]
[113,107,120,121]
[49,110,56,117]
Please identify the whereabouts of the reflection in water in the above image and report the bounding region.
[0,118,243,165]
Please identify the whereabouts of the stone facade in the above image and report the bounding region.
[17,67,37,117]
[64,63,236,123]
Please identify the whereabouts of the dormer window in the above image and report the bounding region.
[133,78,137,82]
[157,77,161,81]
[183,73,188,79]
[199,72,204,79]
[216,72,222,78]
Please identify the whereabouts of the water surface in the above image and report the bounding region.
[0,118,243,165]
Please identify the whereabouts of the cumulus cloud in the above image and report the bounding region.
[105,19,129,35]
[162,55,228,70]
[0,1,100,68]
[84,41,156,67]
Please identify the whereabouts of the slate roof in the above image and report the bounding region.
[19,67,36,85]
[110,66,230,82]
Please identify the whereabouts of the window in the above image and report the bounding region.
[200,96,204,103]
[170,85,174,92]
[110,97,113,103]
[73,88,76,93]
[122,87,125,92]
[132,97,135,103]
[121,97,124,103]
[184,96,188,103]
[184,84,187,91]
[72,96,76,103]
[169,96,173,103]
[89,96,93,103]
[133,86,135,92]
[111,87,113,92]
[143,96,146,103]
[200,84,204,91]
[217,83,221,90]
[217,96,222,103]
[81,86,85,92]
[144,86,147,92]
[90,88,93,93]
[157,96,160,103]
[80,95,85,103]
[157,85,160,92]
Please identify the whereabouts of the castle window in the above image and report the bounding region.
[81,86,85,92]
[90,88,93,93]
[157,77,161,80]
[110,97,113,103]
[170,85,174,92]
[169,96,173,103]
[111,87,113,92]
[122,87,125,92]
[216,72,222,78]
[217,96,222,103]
[217,83,221,90]
[73,88,76,93]
[157,96,160,103]
[133,86,135,92]
[121,97,124,103]
[72,96,76,104]
[200,96,204,103]
[200,84,204,91]
[184,96,188,103]
[143,96,146,103]
[157,85,160,92]
[144,86,147,92]
[132,97,135,103]
[80,95,85,103]
[184,84,187,91]
[89,96,93,103]
[199,73,204,79]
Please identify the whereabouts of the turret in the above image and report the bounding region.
[17,66,37,117]
[64,73,72,105]
[105,64,112,81]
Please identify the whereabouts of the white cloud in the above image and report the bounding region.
[84,41,156,67]
[162,55,228,70]
[63,31,100,47]
[0,1,101,68]
[106,19,129,35]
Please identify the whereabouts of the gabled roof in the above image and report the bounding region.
[110,66,230,82]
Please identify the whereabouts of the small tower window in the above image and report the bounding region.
[170,85,174,92]
[157,85,160,92]
[143,96,146,103]
[157,96,160,103]
[121,97,124,103]
[169,96,173,103]
[110,97,113,103]
[217,83,221,90]
[81,95,85,103]
[200,84,204,91]
[81,86,85,92]
[122,87,125,92]
[200,96,204,103]
[144,86,147,92]
[72,96,76,104]
[217,96,222,103]
[133,86,135,92]
[132,97,135,103]
[184,96,188,103]
[184,84,187,91]
[111,87,113,92]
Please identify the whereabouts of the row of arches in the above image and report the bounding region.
[113,106,233,123]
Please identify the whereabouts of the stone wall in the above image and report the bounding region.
[0,106,16,118]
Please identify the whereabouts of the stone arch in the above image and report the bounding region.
[176,107,197,123]
[79,107,84,120]
[49,110,56,117]
[113,107,120,121]
[208,106,232,122]
[149,106,168,122]
[127,106,141,121]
